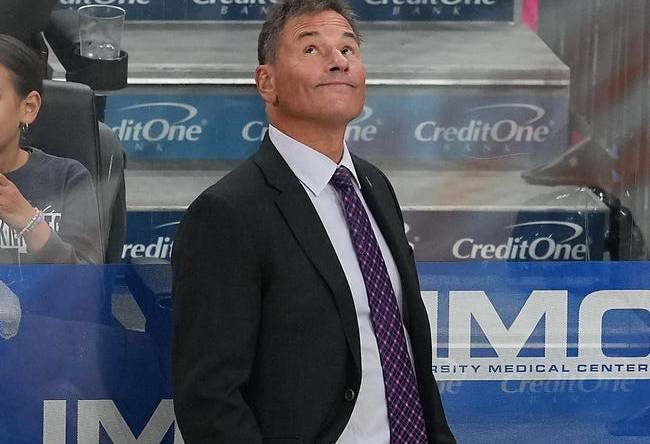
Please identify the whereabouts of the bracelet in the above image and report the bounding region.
[17,208,44,238]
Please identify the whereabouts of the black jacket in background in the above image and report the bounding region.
[0,0,56,49]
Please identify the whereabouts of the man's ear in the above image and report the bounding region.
[255,65,278,105]
[21,91,42,125]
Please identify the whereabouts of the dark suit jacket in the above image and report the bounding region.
[172,136,455,444]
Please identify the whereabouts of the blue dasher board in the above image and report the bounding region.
[0,262,649,443]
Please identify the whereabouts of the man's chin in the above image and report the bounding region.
[285,102,364,127]
[324,111,363,127]
[326,103,365,123]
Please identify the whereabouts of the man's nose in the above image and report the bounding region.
[328,48,350,72]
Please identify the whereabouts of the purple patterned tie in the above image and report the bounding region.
[330,166,428,444]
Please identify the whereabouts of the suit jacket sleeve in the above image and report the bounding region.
[172,191,263,444]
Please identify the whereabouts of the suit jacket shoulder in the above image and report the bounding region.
[200,157,270,205]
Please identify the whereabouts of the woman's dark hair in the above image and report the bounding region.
[0,34,43,98]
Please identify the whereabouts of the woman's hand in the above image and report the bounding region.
[0,174,51,253]
[0,173,37,230]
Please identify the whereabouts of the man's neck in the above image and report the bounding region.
[271,119,346,164]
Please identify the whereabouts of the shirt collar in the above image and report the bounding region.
[269,124,361,196]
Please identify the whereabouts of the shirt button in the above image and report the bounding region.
[344,388,356,402]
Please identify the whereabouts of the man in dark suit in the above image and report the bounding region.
[171,0,456,442]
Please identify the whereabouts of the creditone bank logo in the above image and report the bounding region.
[121,221,179,260]
[190,0,279,18]
[242,106,380,143]
[192,0,280,4]
[363,0,500,19]
[112,103,205,146]
[422,289,650,381]
[500,379,634,395]
[452,221,588,261]
[415,103,552,146]
[59,0,149,5]
[366,0,495,5]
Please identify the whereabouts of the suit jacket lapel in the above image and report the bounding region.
[253,137,362,374]
[353,157,415,330]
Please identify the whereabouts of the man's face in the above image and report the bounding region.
[257,10,366,129]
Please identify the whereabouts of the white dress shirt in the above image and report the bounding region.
[269,125,415,444]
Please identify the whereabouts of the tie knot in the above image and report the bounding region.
[330,166,355,191]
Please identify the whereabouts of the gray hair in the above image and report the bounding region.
[257,0,361,65]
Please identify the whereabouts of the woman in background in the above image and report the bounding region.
[0,34,102,263]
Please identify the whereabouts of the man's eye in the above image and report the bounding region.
[341,47,354,56]
[304,46,316,54]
